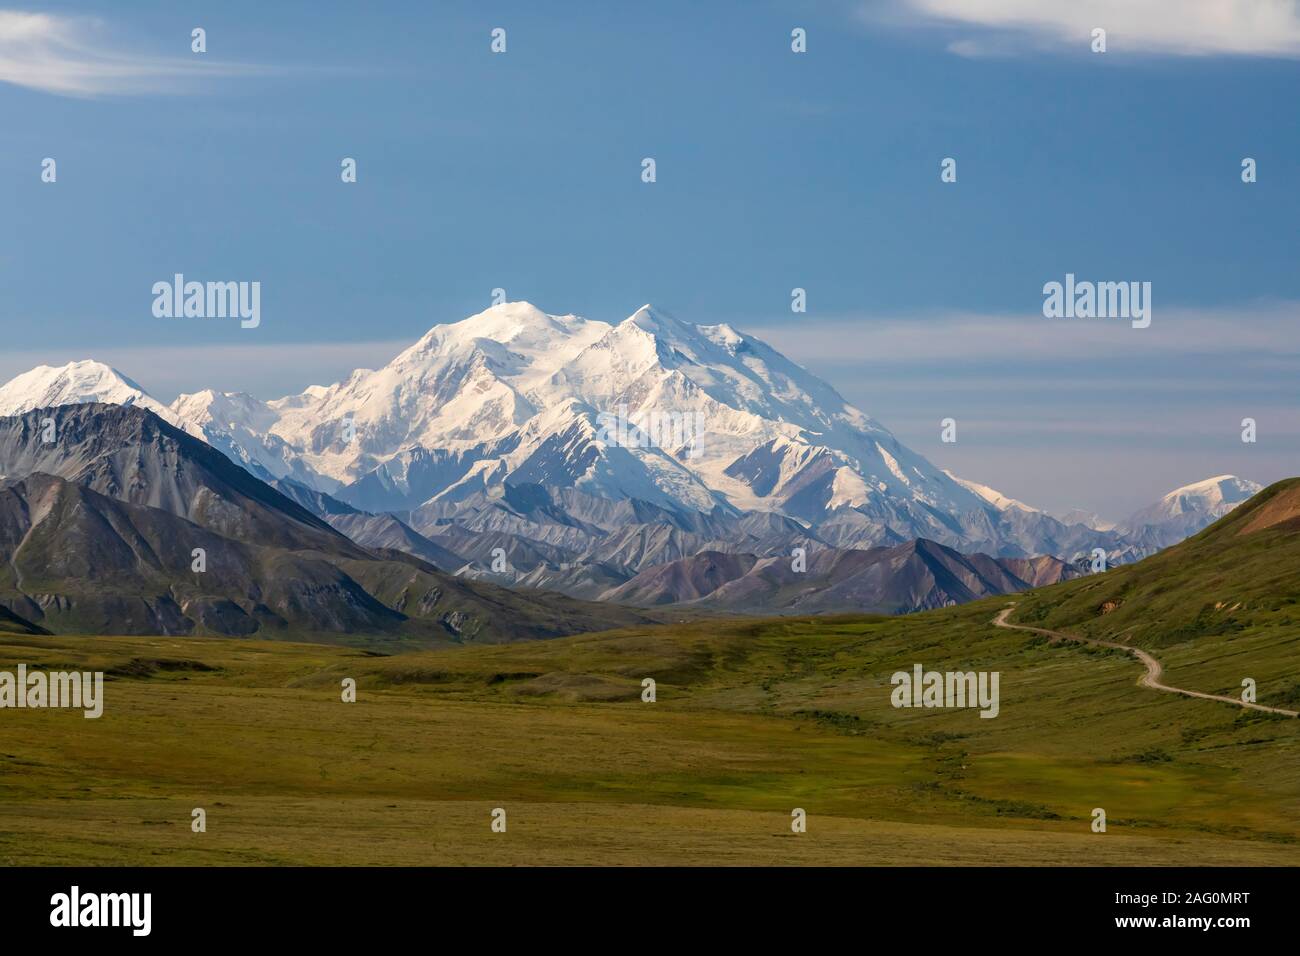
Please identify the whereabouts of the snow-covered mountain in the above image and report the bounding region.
[166,302,1002,535]
[0,304,1264,569]
[223,303,987,528]
[0,361,177,424]
[1117,475,1263,553]
[1124,475,1261,526]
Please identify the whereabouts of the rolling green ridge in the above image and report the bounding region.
[1014,478,1300,707]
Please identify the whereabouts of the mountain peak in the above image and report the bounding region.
[14,358,141,393]
[621,306,749,358]
[1161,475,1260,507]
[624,303,686,333]
[1119,474,1264,541]
[467,299,550,325]
[404,301,604,363]
[0,359,175,423]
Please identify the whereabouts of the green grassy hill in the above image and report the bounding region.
[1013,478,1300,709]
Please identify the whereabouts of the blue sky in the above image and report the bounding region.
[1,0,1297,516]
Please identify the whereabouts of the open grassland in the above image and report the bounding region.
[1,595,1296,866]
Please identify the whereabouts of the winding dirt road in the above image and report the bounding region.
[993,605,1299,718]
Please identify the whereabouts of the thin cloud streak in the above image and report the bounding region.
[4,302,1295,402]
[0,10,272,96]
[865,0,1300,58]
[750,301,1300,364]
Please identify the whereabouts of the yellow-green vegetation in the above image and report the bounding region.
[1,591,1296,865]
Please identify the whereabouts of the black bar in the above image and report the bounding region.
[1,866,1292,942]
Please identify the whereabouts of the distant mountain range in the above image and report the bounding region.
[598,541,1082,615]
[0,404,661,643]
[0,302,1263,622]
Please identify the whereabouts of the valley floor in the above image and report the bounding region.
[1,601,1296,866]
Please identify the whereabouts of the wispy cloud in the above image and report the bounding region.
[0,10,270,97]
[867,0,1300,58]
[751,301,1300,364]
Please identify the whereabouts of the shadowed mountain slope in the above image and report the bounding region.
[0,406,662,645]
